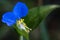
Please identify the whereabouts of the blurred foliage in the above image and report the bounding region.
[0,24,19,40]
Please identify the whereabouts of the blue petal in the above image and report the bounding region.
[2,12,17,26]
[13,2,28,19]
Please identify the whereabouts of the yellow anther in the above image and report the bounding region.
[20,19,24,23]
[17,20,21,25]
[17,19,24,25]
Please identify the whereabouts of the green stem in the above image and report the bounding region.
[40,20,50,40]
[20,35,24,40]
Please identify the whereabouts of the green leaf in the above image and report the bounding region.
[24,5,60,30]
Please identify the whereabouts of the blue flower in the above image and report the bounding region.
[2,2,28,26]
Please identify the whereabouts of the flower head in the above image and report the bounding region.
[2,2,28,26]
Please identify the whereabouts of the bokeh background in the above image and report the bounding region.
[0,0,60,40]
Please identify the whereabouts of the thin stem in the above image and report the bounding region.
[20,35,24,40]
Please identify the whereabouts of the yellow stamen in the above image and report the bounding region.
[16,19,32,33]
[17,19,24,25]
